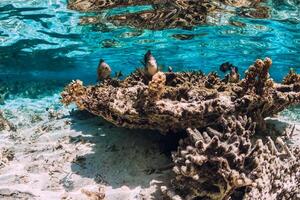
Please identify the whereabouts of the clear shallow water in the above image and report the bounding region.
[1,0,300,81]
[0,0,300,122]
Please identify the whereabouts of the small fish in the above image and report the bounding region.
[168,66,173,72]
[97,59,111,81]
[220,62,239,73]
[144,50,158,76]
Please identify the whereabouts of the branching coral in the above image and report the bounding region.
[162,117,300,200]
[240,57,273,95]
[61,80,87,110]
[282,68,300,85]
[60,57,300,199]
[148,72,166,102]
[61,58,300,132]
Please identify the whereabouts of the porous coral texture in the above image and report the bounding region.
[282,68,300,85]
[163,116,300,200]
[61,58,300,132]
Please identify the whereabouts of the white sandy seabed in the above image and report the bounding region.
[0,94,299,200]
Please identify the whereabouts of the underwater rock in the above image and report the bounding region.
[61,58,300,132]
[68,0,268,30]
[0,111,16,132]
[162,116,300,200]
[81,187,105,200]
[282,68,300,85]
[241,57,273,95]
[0,147,15,168]
[148,72,166,102]
[61,80,87,110]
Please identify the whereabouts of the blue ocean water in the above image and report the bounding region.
[0,0,300,123]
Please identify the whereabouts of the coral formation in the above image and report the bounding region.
[61,80,87,110]
[148,72,166,102]
[162,120,300,200]
[241,57,273,95]
[0,147,14,168]
[282,68,300,85]
[68,0,268,30]
[81,187,105,200]
[61,58,300,132]
[0,111,16,132]
[61,57,300,199]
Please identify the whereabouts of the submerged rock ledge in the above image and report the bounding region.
[61,58,300,199]
[61,58,300,133]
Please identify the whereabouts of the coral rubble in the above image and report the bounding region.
[0,111,16,132]
[68,0,268,30]
[0,147,14,168]
[61,58,300,132]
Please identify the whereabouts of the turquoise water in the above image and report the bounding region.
[0,0,300,123]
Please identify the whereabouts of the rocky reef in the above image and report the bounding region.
[68,0,269,29]
[61,57,300,199]
[61,58,300,133]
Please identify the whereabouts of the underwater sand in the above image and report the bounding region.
[0,93,299,199]
[0,95,173,199]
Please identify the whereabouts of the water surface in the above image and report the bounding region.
[0,0,300,122]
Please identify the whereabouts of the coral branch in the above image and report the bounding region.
[163,116,300,200]
[282,68,300,85]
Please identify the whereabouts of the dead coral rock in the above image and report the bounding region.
[164,116,255,200]
[61,58,300,132]
[148,71,166,101]
[0,111,16,132]
[0,188,36,199]
[244,137,300,200]
[81,187,105,200]
[205,72,221,88]
[282,68,300,85]
[164,119,300,200]
[241,57,274,95]
[0,147,15,168]
[60,80,87,110]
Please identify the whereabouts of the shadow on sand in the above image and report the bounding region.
[68,110,184,196]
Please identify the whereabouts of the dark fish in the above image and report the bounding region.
[97,59,111,81]
[220,62,233,72]
[144,50,158,76]
[220,62,238,73]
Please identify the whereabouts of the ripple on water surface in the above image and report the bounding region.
[0,0,300,121]
[0,0,300,82]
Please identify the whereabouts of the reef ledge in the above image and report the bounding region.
[61,58,300,133]
[61,58,300,199]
